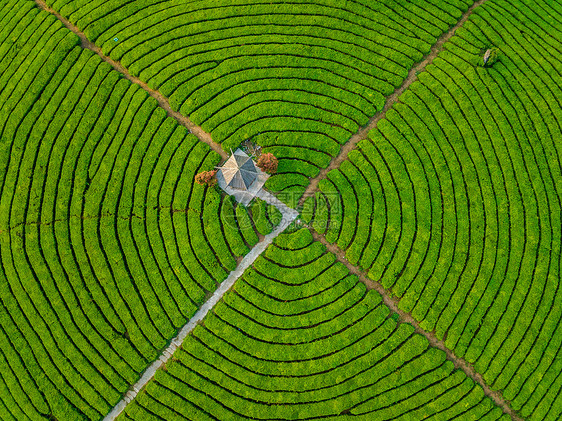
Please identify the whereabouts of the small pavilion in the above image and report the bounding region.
[216,149,269,205]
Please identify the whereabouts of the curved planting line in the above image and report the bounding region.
[5,0,554,420]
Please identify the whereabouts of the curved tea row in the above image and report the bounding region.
[119,229,506,420]
[306,0,562,418]
[0,4,268,419]
[45,0,474,201]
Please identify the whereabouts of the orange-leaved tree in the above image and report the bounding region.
[257,153,278,174]
[195,170,217,186]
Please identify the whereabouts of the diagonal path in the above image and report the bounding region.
[310,230,524,421]
[299,0,489,207]
[33,0,228,161]
[104,199,298,420]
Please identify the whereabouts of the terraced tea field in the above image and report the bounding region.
[0,0,561,420]
[120,229,508,420]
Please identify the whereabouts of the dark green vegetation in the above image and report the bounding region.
[119,229,507,420]
[0,2,268,419]
[45,0,474,200]
[307,0,562,418]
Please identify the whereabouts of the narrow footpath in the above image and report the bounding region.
[311,231,523,421]
[33,0,228,161]
[104,200,298,421]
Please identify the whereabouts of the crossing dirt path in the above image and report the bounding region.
[299,0,489,207]
[33,0,228,161]
[31,0,522,419]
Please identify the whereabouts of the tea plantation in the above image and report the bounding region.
[0,0,560,420]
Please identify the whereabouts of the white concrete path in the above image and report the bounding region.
[104,193,298,421]
[256,189,299,219]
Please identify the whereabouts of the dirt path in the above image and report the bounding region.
[33,0,228,161]
[299,0,488,206]
[310,229,523,420]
